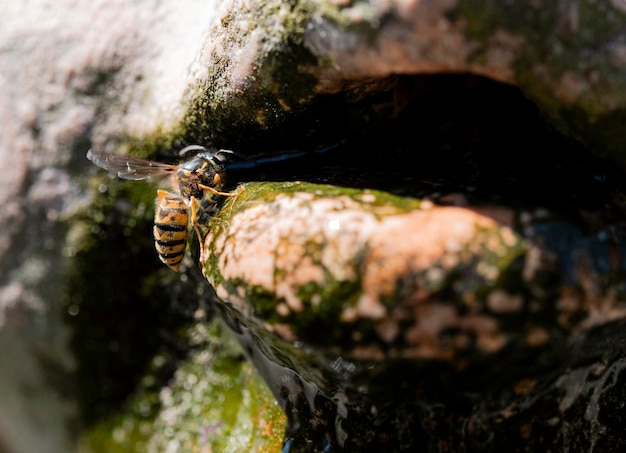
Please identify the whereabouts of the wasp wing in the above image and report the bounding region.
[86,149,177,181]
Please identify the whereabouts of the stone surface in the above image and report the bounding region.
[187,0,626,168]
[77,318,286,453]
[203,184,524,359]
[0,1,225,452]
[200,181,626,451]
[2,0,626,452]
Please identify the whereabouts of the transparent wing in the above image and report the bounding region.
[86,149,177,181]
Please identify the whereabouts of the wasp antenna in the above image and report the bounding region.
[178,145,208,157]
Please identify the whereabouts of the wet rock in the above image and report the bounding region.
[203,183,523,359]
[201,181,626,451]
[3,0,626,452]
[77,318,286,452]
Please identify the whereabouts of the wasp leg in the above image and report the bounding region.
[189,196,206,246]
[189,194,225,244]
[198,184,245,197]
[191,186,245,246]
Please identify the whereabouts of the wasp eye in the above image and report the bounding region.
[178,145,208,157]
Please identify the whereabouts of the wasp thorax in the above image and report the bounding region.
[176,155,226,200]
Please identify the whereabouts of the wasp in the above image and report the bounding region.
[87,145,242,271]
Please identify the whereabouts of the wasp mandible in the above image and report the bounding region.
[87,145,242,271]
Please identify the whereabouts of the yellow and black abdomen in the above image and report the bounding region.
[153,189,189,271]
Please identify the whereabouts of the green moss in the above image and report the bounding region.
[202,180,424,326]
[65,177,181,423]
[291,279,362,346]
[220,181,421,213]
[206,254,361,333]
[78,320,286,453]
[105,2,401,154]
[176,1,394,150]
[121,124,194,162]
[474,226,526,271]
[179,1,319,146]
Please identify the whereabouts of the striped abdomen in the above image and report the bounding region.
[154,190,189,271]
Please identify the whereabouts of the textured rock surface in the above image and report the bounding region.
[203,183,524,359]
[2,0,626,452]
[200,181,626,451]
[77,318,286,453]
[0,1,226,452]
[187,0,626,167]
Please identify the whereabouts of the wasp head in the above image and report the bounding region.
[177,152,227,200]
